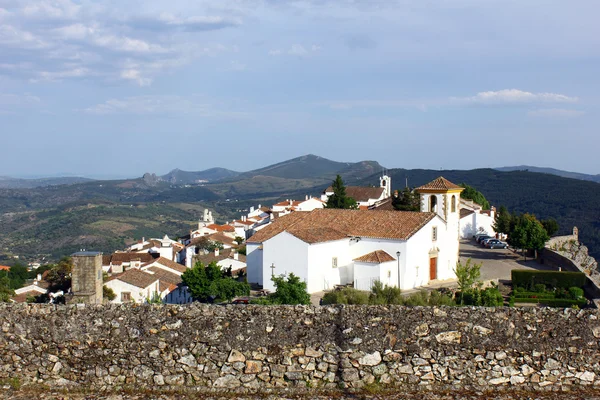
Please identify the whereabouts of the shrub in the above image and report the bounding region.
[511,270,586,290]
[321,288,369,305]
[457,287,503,307]
[534,284,547,293]
[369,281,403,305]
[568,287,584,300]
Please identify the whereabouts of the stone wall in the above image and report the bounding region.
[1,304,600,394]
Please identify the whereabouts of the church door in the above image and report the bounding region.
[429,257,437,281]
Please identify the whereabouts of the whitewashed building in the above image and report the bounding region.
[459,199,497,239]
[247,177,464,293]
[321,175,392,209]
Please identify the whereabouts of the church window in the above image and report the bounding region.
[429,195,437,212]
[332,257,338,268]
[432,226,438,241]
[451,195,456,213]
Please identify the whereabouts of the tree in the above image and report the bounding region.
[45,257,73,292]
[181,261,250,303]
[266,273,311,305]
[392,187,420,211]
[103,286,116,301]
[493,205,512,235]
[454,258,481,292]
[369,280,403,304]
[508,213,549,259]
[325,175,358,209]
[191,236,224,253]
[542,218,559,237]
[0,275,14,302]
[459,184,491,210]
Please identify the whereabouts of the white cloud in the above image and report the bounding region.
[270,44,322,57]
[0,92,41,114]
[120,69,152,86]
[268,49,282,56]
[135,14,242,32]
[451,89,578,105]
[528,108,585,118]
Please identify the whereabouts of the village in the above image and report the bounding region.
[6,173,594,309]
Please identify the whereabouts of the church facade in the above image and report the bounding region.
[246,177,464,294]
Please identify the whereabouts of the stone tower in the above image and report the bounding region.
[70,251,103,304]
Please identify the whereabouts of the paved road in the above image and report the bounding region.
[459,239,554,283]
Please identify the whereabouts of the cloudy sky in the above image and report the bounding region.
[1,0,598,178]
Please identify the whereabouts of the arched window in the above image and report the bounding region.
[429,195,437,212]
[451,195,456,212]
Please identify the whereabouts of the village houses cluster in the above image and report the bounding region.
[11,176,500,304]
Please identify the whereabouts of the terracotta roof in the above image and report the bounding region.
[147,266,182,286]
[354,250,396,264]
[368,197,395,211]
[460,209,475,219]
[114,269,158,289]
[234,220,254,226]
[0,265,10,271]
[12,290,42,303]
[207,224,235,232]
[207,232,239,246]
[247,209,436,244]
[415,177,463,191]
[145,257,187,274]
[105,252,158,264]
[324,186,386,202]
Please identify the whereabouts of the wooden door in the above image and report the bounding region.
[429,257,437,281]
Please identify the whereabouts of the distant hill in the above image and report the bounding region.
[161,167,240,184]
[496,166,600,184]
[0,176,94,189]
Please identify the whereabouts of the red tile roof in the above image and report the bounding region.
[415,177,463,191]
[144,257,187,274]
[207,224,236,232]
[114,269,158,289]
[0,265,10,271]
[147,266,182,286]
[324,186,386,202]
[248,209,436,244]
[354,250,396,264]
[460,209,475,219]
[104,252,158,265]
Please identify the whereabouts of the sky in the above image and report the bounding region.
[0,0,598,178]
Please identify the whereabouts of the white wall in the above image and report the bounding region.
[460,212,496,239]
[307,239,353,292]
[297,198,325,212]
[260,232,309,292]
[104,280,160,304]
[217,258,246,272]
[246,243,263,288]
[164,285,192,304]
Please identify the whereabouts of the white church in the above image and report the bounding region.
[246,177,464,293]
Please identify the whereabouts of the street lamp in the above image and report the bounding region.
[396,251,401,289]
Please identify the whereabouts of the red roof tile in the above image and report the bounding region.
[248,209,436,244]
[415,177,463,191]
[354,250,396,264]
[324,186,386,202]
[114,269,158,289]
[144,257,187,274]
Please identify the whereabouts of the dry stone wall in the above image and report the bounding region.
[2,304,600,394]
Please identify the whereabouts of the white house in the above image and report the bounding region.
[194,248,247,273]
[321,175,392,209]
[105,268,161,303]
[459,199,497,239]
[246,176,463,294]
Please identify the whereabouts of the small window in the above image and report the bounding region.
[332,257,338,268]
[121,292,131,302]
[387,270,391,278]
[451,195,456,213]
[432,226,438,241]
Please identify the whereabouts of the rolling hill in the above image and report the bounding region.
[0,176,94,189]
[496,166,600,184]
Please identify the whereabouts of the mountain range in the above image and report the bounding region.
[0,154,599,263]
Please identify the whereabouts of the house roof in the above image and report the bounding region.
[368,197,395,211]
[147,266,182,286]
[0,265,10,271]
[247,209,436,244]
[460,209,475,219]
[324,186,386,202]
[104,252,158,265]
[415,177,463,192]
[354,250,396,264]
[207,224,235,232]
[12,290,43,303]
[113,269,158,289]
[145,257,187,274]
[207,232,238,246]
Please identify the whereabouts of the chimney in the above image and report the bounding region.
[258,204,261,209]
[36,273,42,281]
[289,199,293,206]
[305,195,308,201]
[233,252,239,261]
[215,248,220,257]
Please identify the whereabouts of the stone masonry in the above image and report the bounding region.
[1,304,600,395]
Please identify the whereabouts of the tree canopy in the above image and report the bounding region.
[392,187,420,211]
[508,213,550,253]
[253,273,311,305]
[324,175,358,209]
[459,184,490,210]
[181,261,249,303]
[493,205,511,234]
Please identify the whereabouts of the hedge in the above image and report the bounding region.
[512,297,587,308]
[511,270,586,290]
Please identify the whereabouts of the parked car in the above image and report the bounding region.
[481,237,496,246]
[474,233,489,241]
[486,240,508,249]
[476,235,493,244]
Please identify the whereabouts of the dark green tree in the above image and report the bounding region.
[0,275,14,302]
[493,205,512,235]
[45,257,73,292]
[369,280,403,304]
[542,218,559,237]
[508,213,549,259]
[325,175,358,209]
[459,184,491,210]
[181,261,250,303]
[392,187,420,211]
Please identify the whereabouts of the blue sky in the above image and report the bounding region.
[0,0,598,178]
